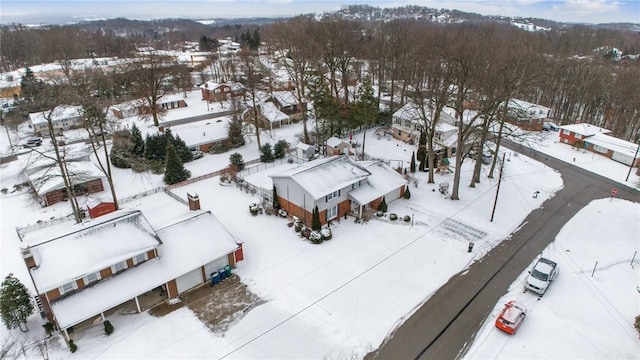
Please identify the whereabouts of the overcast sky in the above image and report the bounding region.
[1,0,638,24]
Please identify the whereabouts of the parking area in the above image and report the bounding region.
[149,274,264,334]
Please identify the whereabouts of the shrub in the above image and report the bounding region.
[403,187,411,199]
[209,142,230,154]
[378,197,388,213]
[42,322,54,336]
[389,213,398,221]
[104,320,114,336]
[404,215,411,222]
[259,143,275,162]
[229,152,245,171]
[273,140,288,159]
[68,340,77,353]
[635,315,640,338]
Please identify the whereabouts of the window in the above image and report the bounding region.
[84,272,101,284]
[562,129,570,135]
[352,181,361,190]
[60,281,77,295]
[133,253,148,265]
[326,190,340,201]
[327,205,338,220]
[111,261,128,274]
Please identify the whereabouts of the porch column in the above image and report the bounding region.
[62,328,70,341]
[134,296,141,313]
[101,312,105,321]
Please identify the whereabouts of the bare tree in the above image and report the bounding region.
[237,49,264,148]
[126,53,177,126]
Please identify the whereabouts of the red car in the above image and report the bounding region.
[495,301,527,335]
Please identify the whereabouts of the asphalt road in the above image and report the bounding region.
[366,141,640,360]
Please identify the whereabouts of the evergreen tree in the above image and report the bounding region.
[0,274,34,332]
[353,77,379,159]
[110,130,134,168]
[273,140,287,159]
[229,152,245,171]
[104,320,114,336]
[379,197,388,213]
[20,67,41,105]
[130,124,145,157]
[163,142,190,185]
[403,186,411,199]
[259,143,275,162]
[272,185,280,209]
[251,29,261,50]
[311,206,321,231]
[227,115,245,147]
[144,133,167,161]
[171,133,193,163]
[410,151,416,173]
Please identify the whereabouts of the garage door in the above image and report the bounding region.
[176,268,203,294]
[612,151,633,166]
[204,256,229,280]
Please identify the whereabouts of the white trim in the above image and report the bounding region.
[59,281,77,295]
[111,261,128,274]
[83,272,101,285]
[133,252,148,265]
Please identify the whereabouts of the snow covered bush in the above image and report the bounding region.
[320,228,332,240]
[104,320,114,336]
[309,231,323,244]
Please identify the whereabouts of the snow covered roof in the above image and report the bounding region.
[507,98,551,120]
[326,136,349,148]
[271,156,370,200]
[272,91,299,107]
[260,102,289,123]
[27,161,105,195]
[50,209,238,329]
[296,143,314,151]
[584,133,639,157]
[559,123,612,137]
[22,209,161,292]
[392,102,457,125]
[166,117,230,147]
[349,161,407,204]
[158,93,187,105]
[28,105,83,125]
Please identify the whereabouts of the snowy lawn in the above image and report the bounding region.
[463,198,640,359]
[1,120,636,359]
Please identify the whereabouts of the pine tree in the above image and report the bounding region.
[163,142,190,185]
[410,151,416,173]
[172,134,193,163]
[229,152,245,171]
[131,124,145,157]
[273,140,287,159]
[259,143,275,162]
[227,114,245,147]
[403,186,411,199]
[0,274,34,332]
[311,206,321,231]
[379,197,388,213]
[104,320,114,336]
[20,67,41,105]
[272,185,280,209]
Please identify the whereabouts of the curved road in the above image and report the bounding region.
[366,141,640,360]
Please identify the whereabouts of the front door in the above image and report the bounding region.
[327,205,338,220]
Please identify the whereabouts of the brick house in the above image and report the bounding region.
[27,161,106,207]
[559,123,640,166]
[17,191,243,342]
[270,156,407,227]
[200,81,243,103]
[504,98,552,131]
[269,91,306,121]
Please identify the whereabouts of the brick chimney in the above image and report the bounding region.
[188,193,200,210]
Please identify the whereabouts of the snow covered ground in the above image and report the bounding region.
[0,116,638,359]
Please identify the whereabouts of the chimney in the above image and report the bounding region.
[21,246,37,269]
[188,193,200,210]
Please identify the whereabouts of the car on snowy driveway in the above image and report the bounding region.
[524,257,559,296]
[495,301,527,335]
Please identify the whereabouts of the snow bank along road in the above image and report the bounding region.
[367,141,640,360]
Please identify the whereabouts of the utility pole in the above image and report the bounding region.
[625,133,639,182]
[490,153,506,222]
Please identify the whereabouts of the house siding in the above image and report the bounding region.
[46,288,61,302]
[100,267,113,279]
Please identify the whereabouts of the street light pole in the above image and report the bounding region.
[625,134,640,182]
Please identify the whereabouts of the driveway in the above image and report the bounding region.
[366,141,640,360]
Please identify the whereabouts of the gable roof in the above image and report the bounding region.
[272,91,300,107]
[271,156,370,200]
[21,209,161,292]
[28,105,83,126]
[260,102,289,123]
[559,123,612,137]
[349,161,407,205]
[27,161,105,195]
[326,136,349,148]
